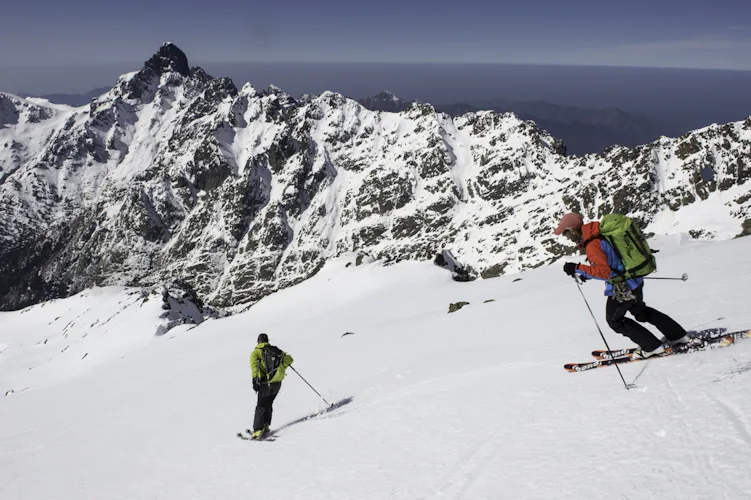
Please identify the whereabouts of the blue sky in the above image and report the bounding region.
[2,0,750,69]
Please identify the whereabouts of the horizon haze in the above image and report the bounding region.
[5,58,751,142]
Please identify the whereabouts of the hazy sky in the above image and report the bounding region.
[2,0,750,69]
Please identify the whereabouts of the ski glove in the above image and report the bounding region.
[563,262,578,277]
[253,380,260,392]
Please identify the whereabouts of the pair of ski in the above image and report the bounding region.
[564,328,750,373]
[237,429,277,442]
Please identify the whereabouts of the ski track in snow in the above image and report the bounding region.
[711,396,751,449]
[1,236,751,498]
[431,436,500,500]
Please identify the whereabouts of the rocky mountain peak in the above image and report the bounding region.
[145,42,190,77]
[109,42,194,101]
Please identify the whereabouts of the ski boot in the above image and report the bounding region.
[633,345,666,359]
[661,334,695,347]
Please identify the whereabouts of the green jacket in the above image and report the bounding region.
[250,342,294,384]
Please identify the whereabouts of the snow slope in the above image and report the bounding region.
[1,236,751,499]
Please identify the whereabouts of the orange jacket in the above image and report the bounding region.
[575,222,612,280]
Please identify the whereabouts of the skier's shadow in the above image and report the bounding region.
[276,397,354,432]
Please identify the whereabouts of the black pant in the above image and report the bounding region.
[606,286,687,352]
[254,382,282,432]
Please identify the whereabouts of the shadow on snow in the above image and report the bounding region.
[276,396,354,432]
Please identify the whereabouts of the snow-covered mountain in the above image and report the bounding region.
[1,43,750,311]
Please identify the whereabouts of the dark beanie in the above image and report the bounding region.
[257,333,269,343]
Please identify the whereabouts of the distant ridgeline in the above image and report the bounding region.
[357,91,664,156]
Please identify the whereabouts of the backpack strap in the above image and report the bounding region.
[255,348,267,384]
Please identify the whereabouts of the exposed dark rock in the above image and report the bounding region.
[145,42,190,77]
[0,95,21,127]
[393,214,423,239]
[451,266,477,282]
[448,301,470,313]
[738,219,751,238]
[481,262,508,279]
[355,170,413,219]
[675,136,702,160]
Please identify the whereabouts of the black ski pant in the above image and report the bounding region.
[606,285,687,352]
[254,382,282,432]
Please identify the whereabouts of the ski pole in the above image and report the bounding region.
[573,276,635,390]
[643,273,688,281]
[290,366,332,407]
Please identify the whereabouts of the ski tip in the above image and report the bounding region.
[564,363,595,372]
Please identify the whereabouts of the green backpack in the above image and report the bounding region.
[599,214,657,283]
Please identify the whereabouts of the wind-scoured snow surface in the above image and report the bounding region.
[1,236,751,499]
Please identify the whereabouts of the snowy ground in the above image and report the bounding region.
[2,235,751,499]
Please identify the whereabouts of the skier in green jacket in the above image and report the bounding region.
[250,333,294,438]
